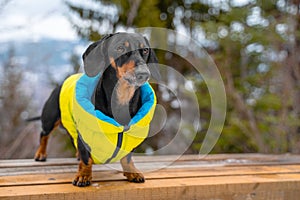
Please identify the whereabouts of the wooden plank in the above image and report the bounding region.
[1,173,300,200]
[3,160,300,176]
[2,154,300,176]
[1,164,300,187]
[2,153,300,168]
[1,154,300,199]
[0,158,78,168]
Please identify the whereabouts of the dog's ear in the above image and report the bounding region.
[82,34,114,77]
[143,37,161,81]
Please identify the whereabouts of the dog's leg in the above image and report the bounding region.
[34,134,49,161]
[35,86,61,162]
[34,120,60,161]
[73,157,93,187]
[121,153,145,183]
[72,134,93,187]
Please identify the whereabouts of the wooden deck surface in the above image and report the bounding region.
[1,154,300,200]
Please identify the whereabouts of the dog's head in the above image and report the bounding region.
[82,32,160,87]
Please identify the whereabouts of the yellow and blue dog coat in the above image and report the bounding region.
[59,73,156,164]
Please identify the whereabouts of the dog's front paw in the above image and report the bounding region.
[72,174,92,187]
[73,158,93,187]
[123,172,145,183]
[34,149,47,162]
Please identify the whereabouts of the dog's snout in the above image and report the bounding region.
[135,63,150,83]
[137,72,150,82]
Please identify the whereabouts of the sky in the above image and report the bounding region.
[0,0,78,42]
[0,0,254,43]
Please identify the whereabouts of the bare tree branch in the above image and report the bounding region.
[126,0,141,27]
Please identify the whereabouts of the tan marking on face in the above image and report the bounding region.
[140,43,144,48]
[124,41,130,47]
[116,60,135,79]
[110,57,117,69]
[111,59,136,104]
[116,79,136,105]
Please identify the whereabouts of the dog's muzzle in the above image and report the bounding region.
[135,64,150,85]
[123,62,150,86]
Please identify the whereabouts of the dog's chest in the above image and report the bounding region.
[94,81,142,126]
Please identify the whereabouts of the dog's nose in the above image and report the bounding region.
[135,63,150,83]
[137,72,150,82]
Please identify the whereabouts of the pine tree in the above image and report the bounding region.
[65,0,300,153]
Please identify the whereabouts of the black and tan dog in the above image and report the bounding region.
[30,32,160,187]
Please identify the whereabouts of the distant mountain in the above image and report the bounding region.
[0,38,88,110]
[0,38,87,71]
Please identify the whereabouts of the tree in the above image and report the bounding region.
[65,0,300,154]
[194,0,300,153]
[0,47,38,158]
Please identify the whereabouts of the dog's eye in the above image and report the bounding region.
[142,48,149,55]
[117,46,125,53]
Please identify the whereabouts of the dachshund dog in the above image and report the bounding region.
[31,32,160,187]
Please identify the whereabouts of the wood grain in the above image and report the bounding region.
[1,154,300,200]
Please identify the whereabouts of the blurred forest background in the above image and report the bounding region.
[1,0,300,159]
